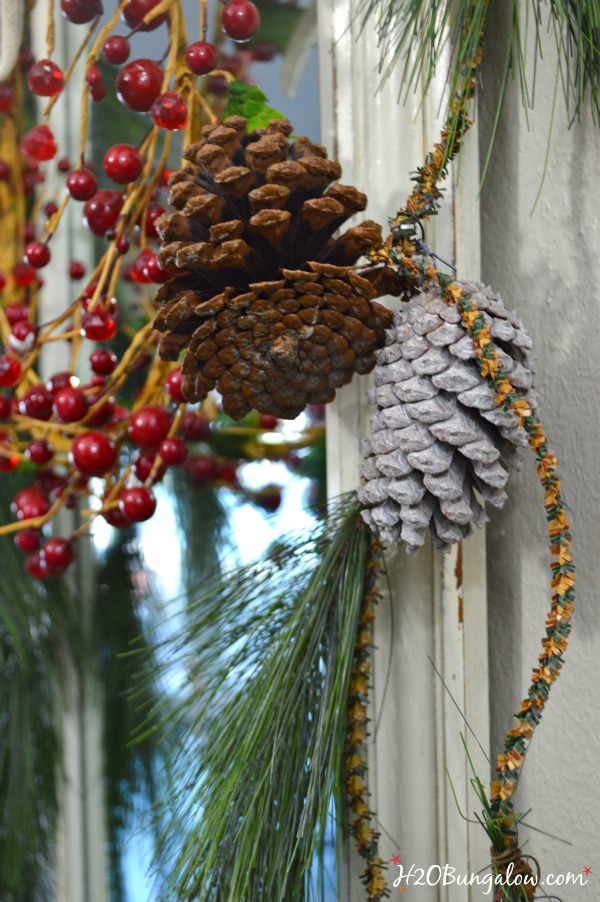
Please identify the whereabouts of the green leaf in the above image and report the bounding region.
[224,81,286,131]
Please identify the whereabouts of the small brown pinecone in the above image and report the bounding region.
[152,115,405,419]
[357,281,537,553]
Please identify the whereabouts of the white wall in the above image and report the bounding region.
[481,3,600,895]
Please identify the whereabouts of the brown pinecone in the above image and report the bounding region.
[357,281,537,553]
[152,116,405,419]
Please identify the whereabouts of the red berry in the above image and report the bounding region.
[144,204,165,239]
[15,528,41,552]
[167,368,186,404]
[44,201,59,218]
[181,412,211,441]
[0,86,15,112]
[217,460,238,483]
[90,348,118,375]
[144,251,169,283]
[19,49,35,72]
[61,0,101,24]
[0,395,10,419]
[119,486,157,521]
[133,449,167,482]
[24,241,51,268]
[159,436,187,466]
[222,0,261,41]
[20,385,53,420]
[103,502,133,528]
[85,64,102,86]
[0,355,21,387]
[25,551,50,580]
[150,91,187,130]
[28,59,64,96]
[69,260,86,280]
[122,0,168,32]
[43,537,75,573]
[117,59,163,112]
[9,319,38,352]
[185,41,218,75]
[85,391,116,427]
[12,262,36,287]
[90,82,107,102]
[116,233,130,254]
[82,308,117,341]
[206,75,229,97]
[83,189,124,236]
[70,431,117,476]
[249,39,277,62]
[185,454,218,484]
[27,439,54,465]
[46,371,76,394]
[57,156,71,172]
[22,125,57,161]
[128,405,172,447]
[54,386,88,422]
[103,35,131,65]
[67,167,97,201]
[103,144,143,185]
[12,487,51,520]
[259,414,278,429]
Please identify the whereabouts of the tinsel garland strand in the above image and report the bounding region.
[344,535,389,901]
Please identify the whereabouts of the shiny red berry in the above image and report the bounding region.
[133,449,167,483]
[54,386,88,422]
[27,440,54,465]
[117,59,163,112]
[0,86,15,112]
[159,437,187,466]
[22,125,57,161]
[166,368,185,403]
[83,189,124,236]
[185,41,218,75]
[85,64,102,86]
[103,35,131,64]
[70,431,117,476]
[144,251,169,283]
[90,82,107,102]
[44,201,59,218]
[57,156,71,172]
[28,59,64,96]
[15,528,41,552]
[128,405,172,447]
[0,355,21,387]
[20,385,53,420]
[90,348,118,375]
[61,0,100,24]
[150,91,187,130]
[12,487,51,520]
[103,502,133,528]
[25,551,50,579]
[82,308,117,341]
[119,486,157,521]
[122,0,168,31]
[9,319,38,352]
[67,167,97,201]
[221,0,261,41]
[259,414,279,430]
[12,262,36,287]
[46,371,76,394]
[43,537,75,573]
[103,144,143,184]
[24,241,51,268]
[69,260,86,280]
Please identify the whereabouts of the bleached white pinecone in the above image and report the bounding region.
[357,281,537,553]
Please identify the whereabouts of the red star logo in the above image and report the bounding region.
[390,853,402,866]
[583,867,592,876]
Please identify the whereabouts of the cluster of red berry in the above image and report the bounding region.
[0,0,277,580]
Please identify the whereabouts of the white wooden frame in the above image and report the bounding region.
[317,2,491,898]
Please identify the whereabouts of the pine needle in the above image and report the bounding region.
[132,493,373,901]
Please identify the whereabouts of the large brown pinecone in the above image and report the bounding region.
[153,116,404,419]
[357,281,537,553]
